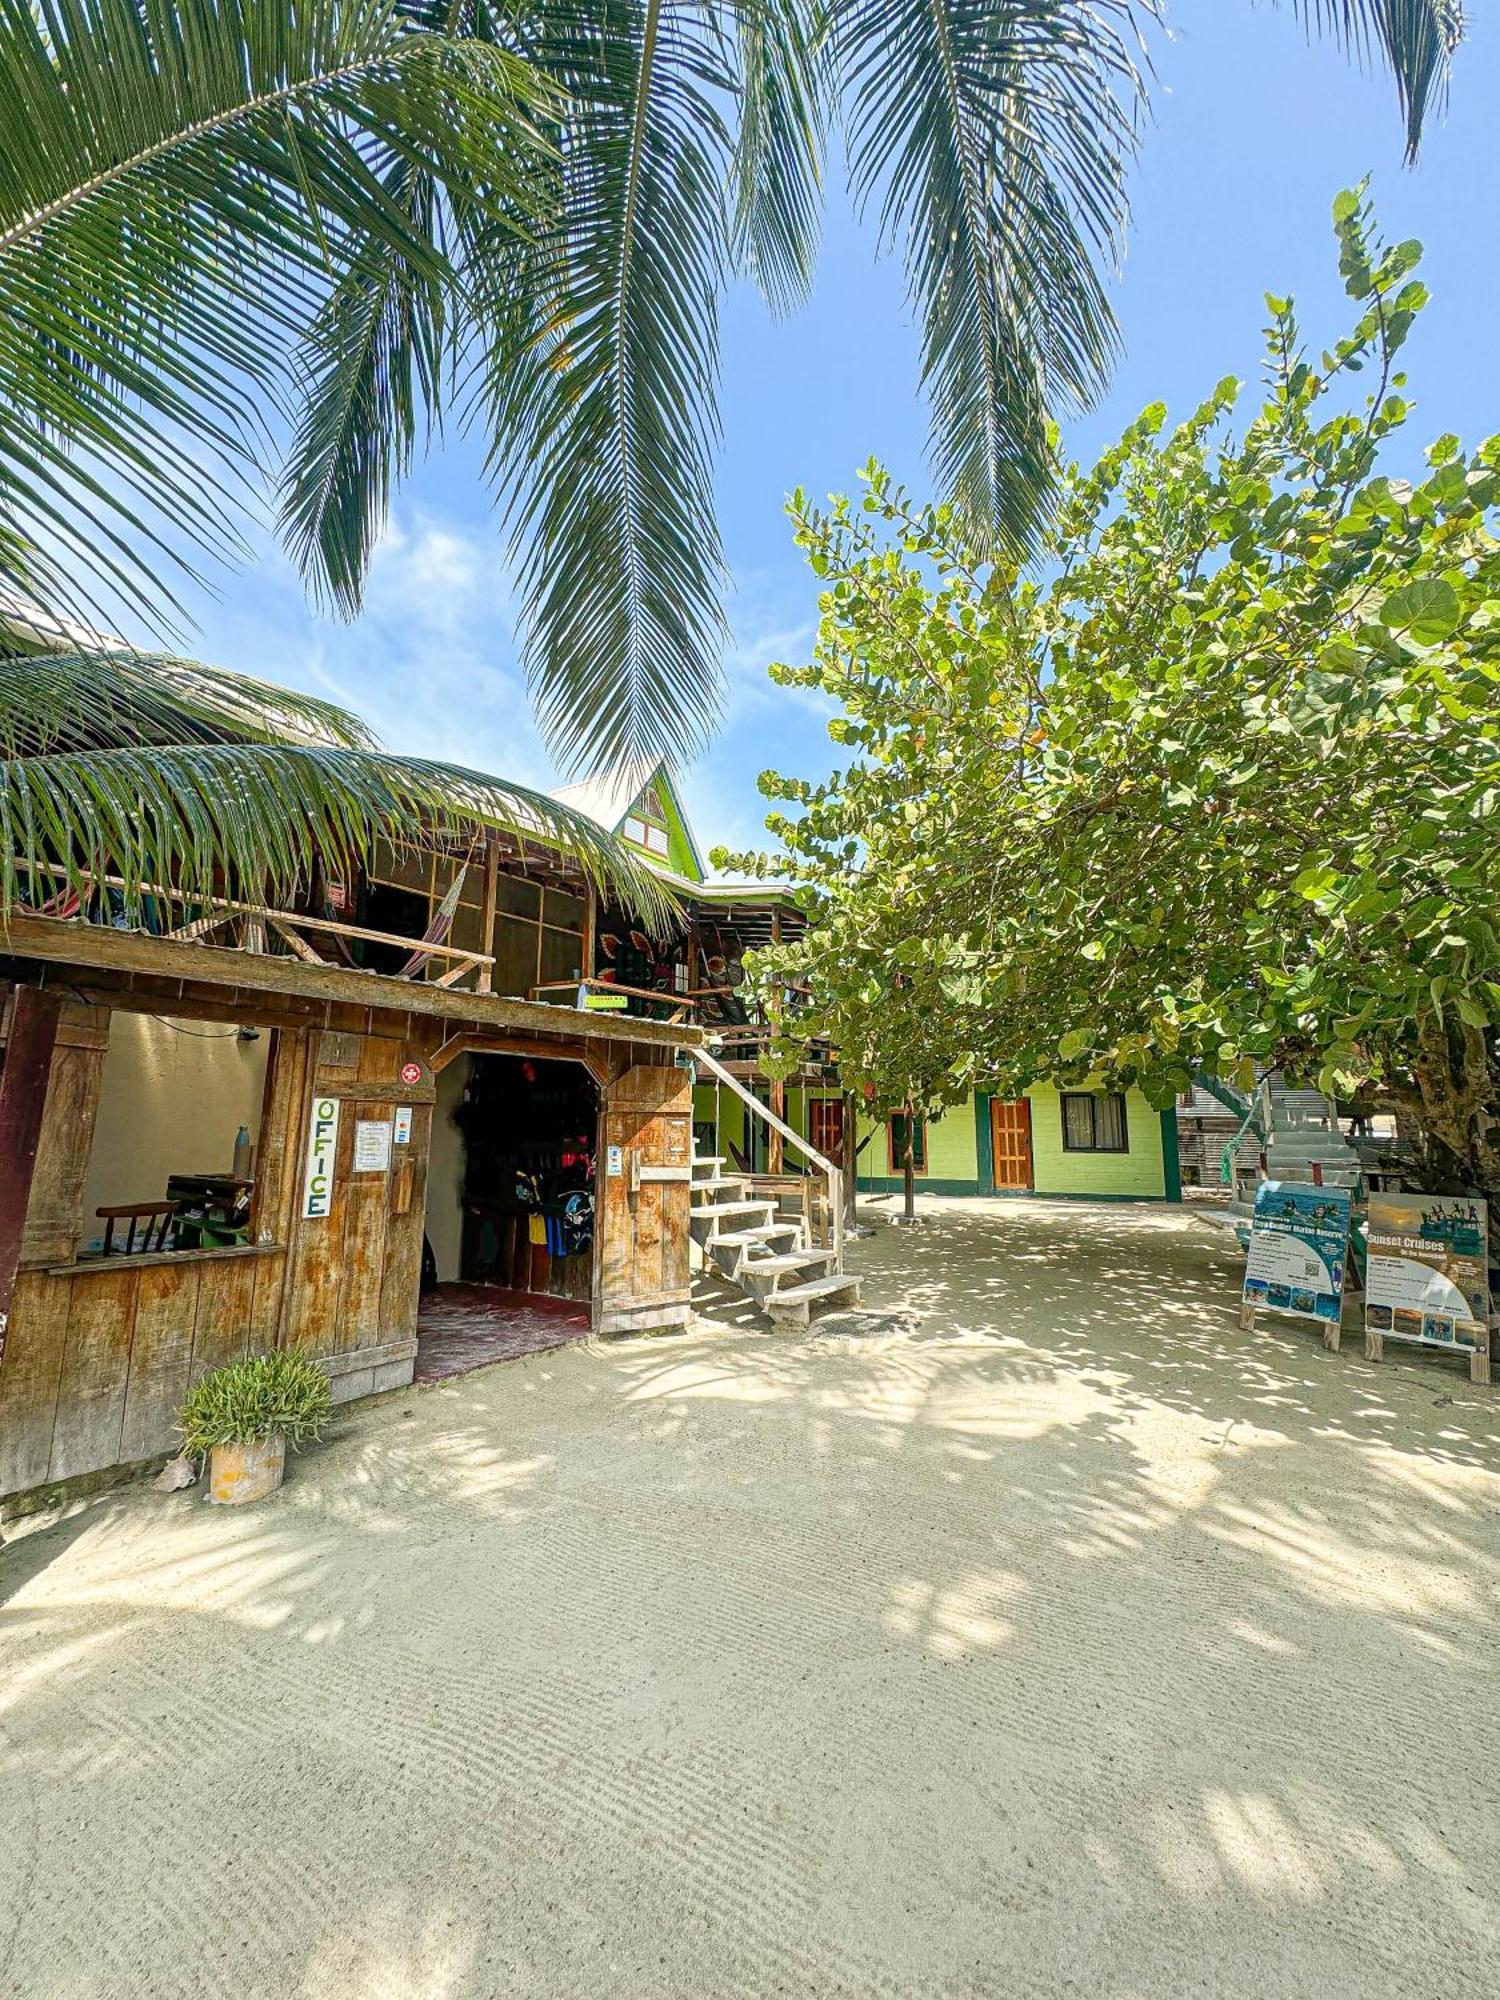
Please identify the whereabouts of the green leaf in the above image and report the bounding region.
[1380,577,1460,644]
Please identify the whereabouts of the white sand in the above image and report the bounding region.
[3,1196,1499,1997]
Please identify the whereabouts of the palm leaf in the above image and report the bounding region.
[728,0,829,314]
[1285,3,1461,160]
[0,0,554,636]
[833,0,1139,554]
[0,649,379,754]
[481,0,737,777]
[0,651,676,926]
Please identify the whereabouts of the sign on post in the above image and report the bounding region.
[1242,1180,1352,1344]
[1365,1194,1490,1356]
[302,1097,340,1218]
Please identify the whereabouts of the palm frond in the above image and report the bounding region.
[0,649,379,755]
[833,0,1140,555]
[278,156,452,619]
[483,0,734,777]
[1285,3,1461,160]
[2,737,675,928]
[0,0,554,636]
[729,0,828,314]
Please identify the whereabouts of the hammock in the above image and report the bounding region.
[393,853,472,979]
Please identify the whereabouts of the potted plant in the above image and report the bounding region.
[178,1349,332,1505]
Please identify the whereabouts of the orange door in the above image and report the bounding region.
[990,1098,1033,1190]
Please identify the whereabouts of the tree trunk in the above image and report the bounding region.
[902,1103,916,1223]
[1404,1010,1500,1201]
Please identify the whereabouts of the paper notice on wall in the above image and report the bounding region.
[302,1097,340,1217]
[353,1120,393,1173]
[393,1105,413,1146]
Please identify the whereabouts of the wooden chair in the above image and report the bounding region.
[96,1200,178,1258]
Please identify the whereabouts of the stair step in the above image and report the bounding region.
[710,1225,800,1251]
[742,1249,836,1276]
[768,1272,862,1307]
[763,1271,863,1329]
[707,1228,802,1281]
[689,1176,753,1200]
[740,1252,838,1297]
[690,1202,777,1246]
[692,1200,778,1222]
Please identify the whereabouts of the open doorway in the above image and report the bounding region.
[418,1051,598,1380]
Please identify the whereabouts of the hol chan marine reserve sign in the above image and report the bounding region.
[1242,1180,1352,1340]
[1365,1194,1490,1355]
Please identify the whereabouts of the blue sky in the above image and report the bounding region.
[181,6,1498,865]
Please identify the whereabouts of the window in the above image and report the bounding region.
[622,814,670,857]
[78,1013,273,1258]
[1060,1092,1129,1153]
[888,1113,927,1174]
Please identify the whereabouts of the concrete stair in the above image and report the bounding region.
[690,1145,860,1328]
[1221,1075,1362,1246]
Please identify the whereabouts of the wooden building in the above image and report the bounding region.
[0,890,701,1510]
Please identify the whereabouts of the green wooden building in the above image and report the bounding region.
[557,763,1180,1206]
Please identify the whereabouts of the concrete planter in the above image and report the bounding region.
[208,1433,286,1506]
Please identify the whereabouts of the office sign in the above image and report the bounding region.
[302,1096,340,1218]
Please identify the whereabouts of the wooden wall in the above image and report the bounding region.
[0,1005,435,1504]
[596,1062,694,1335]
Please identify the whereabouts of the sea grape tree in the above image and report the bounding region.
[721,190,1500,1197]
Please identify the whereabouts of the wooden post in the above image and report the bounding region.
[767,908,784,1173]
[0,984,63,1365]
[581,879,597,987]
[477,834,500,995]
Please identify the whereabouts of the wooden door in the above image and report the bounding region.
[597,1063,693,1334]
[808,1097,845,1160]
[990,1097,1033,1191]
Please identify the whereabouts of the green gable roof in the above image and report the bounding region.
[551,758,707,883]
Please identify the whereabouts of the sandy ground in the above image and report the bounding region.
[3,1197,1500,1999]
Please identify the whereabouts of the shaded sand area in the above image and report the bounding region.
[3,1198,1499,1997]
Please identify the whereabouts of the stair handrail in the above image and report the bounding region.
[693,1044,844,1269]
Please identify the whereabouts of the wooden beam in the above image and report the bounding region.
[428,1029,614,1088]
[0,983,63,1365]
[0,914,700,1052]
[476,835,500,995]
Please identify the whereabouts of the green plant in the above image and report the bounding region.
[0,643,675,929]
[0,1,1458,775]
[178,1350,333,1457]
[728,190,1500,1200]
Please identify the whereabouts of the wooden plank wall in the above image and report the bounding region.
[596,1060,693,1334]
[279,1028,434,1371]
[0,1011,436,1502]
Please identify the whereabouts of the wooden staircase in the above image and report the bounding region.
[690,1149,861,1329]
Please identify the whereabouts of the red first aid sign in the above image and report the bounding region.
[400,1060,423,1085]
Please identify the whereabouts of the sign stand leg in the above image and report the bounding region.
[1470,1328,1491,1388]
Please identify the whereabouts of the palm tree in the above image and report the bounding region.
[0,0,1463,797]
[0,629,674,927]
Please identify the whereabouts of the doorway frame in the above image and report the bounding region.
[428,1031,610,1321]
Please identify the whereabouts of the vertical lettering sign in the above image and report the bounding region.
[302,1096,340,1218]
